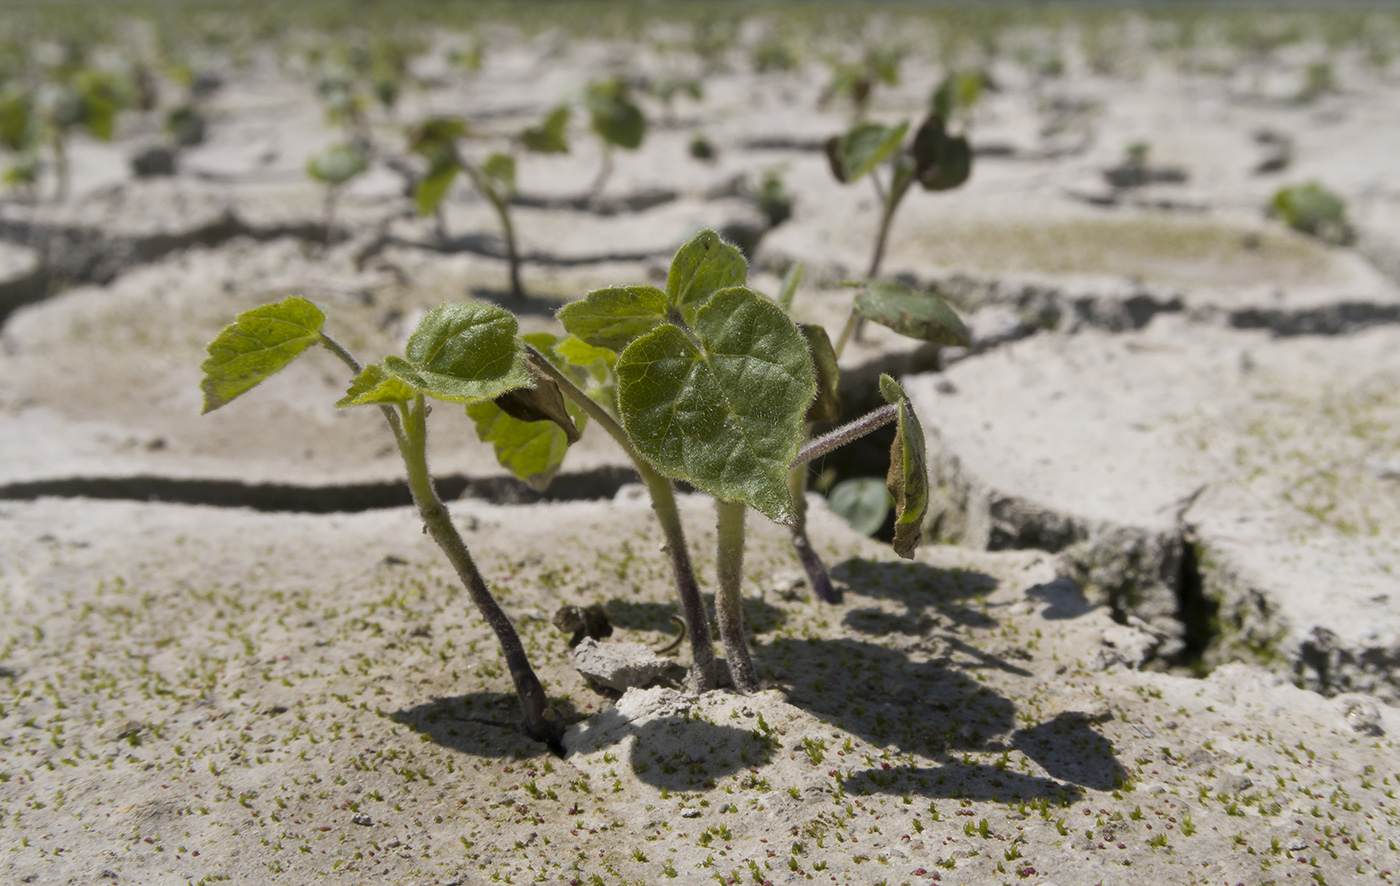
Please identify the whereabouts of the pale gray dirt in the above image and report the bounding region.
[905,316,1400,699]
[3,495,1397,885]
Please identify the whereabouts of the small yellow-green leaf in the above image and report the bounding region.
[384,302,531,403]
[557,286,669,352]
[801,324,842,424]
[200,297,326,413]
[415,159,458,216]
[466,398,587,493]
[880,374,928,559]
[666,229,747,311]
[556,335,617,371]
[854,280,971,346]
[617,287,815,523]
[336,363,416,408]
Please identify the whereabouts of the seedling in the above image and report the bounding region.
[408,113,561,300]
[557,231,930,688]
[198,297,557,742]
[820,46,903,122]
[825,111,972,301]
[305,141,369,247]
[1270,181,1353,245]
[6,66,133,200]
[583,77,645,194]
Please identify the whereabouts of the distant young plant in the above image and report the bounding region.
[5,66,134,200]
[199,298,558,742]
[645,75,703,125]
[583,77,646,194]
[305,141,369,247]
[408,109,567,299]
[820,45,904,122]
[556,230,930,689]
[1269,181,1353,245]
[825,111,972,331]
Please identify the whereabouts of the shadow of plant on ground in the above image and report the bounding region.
[763,558,1126,800]
[391,691,589,757]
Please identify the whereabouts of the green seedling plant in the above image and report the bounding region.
[557,230,932,688]
[825,111,972,319]
[198,297,561,743]
[5,65,133,200]
[772,107,972,594]
[820,45,903,123]
[583,77,645,194]
[408,111,567,299]
[1270,181,1353,245]
[305,141,369,247]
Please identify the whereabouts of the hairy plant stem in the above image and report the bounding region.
[715,500,758,693]
[319,335,555,743]
[590,143,614,195]
[786,462,840,604]
[526,347,717,693]
[792,403,898,467]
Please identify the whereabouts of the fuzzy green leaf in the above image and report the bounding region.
[336,363,416,408]
[557,286,669,352]
[825,121,909,184]
[828,478,892,537]
[617,287,815,523]
[666,229,748,312]
[467,397,587,493]
[880,374,928,559]
[306,142,369,187]
[800,324,842,424]
[854,281,971,346]
[384,302,530,403]
[200,297,326,413]
[521,105,570,154]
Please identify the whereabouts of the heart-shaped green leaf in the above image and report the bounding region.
[880,374,927,559]
[617,287,815,523]
[854,280,971,346]
[828,477,892,536]
[467,397,587,493]
[666,229,747,312]
[306,142,369,187]
[521,105,570,154]
[200,297,326,414]
[825,121,908,184]
[384,302,531,403]
[557,286,669,352]
[800,324,842,424]
[336,363,417,407]
[911,114,971,191]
